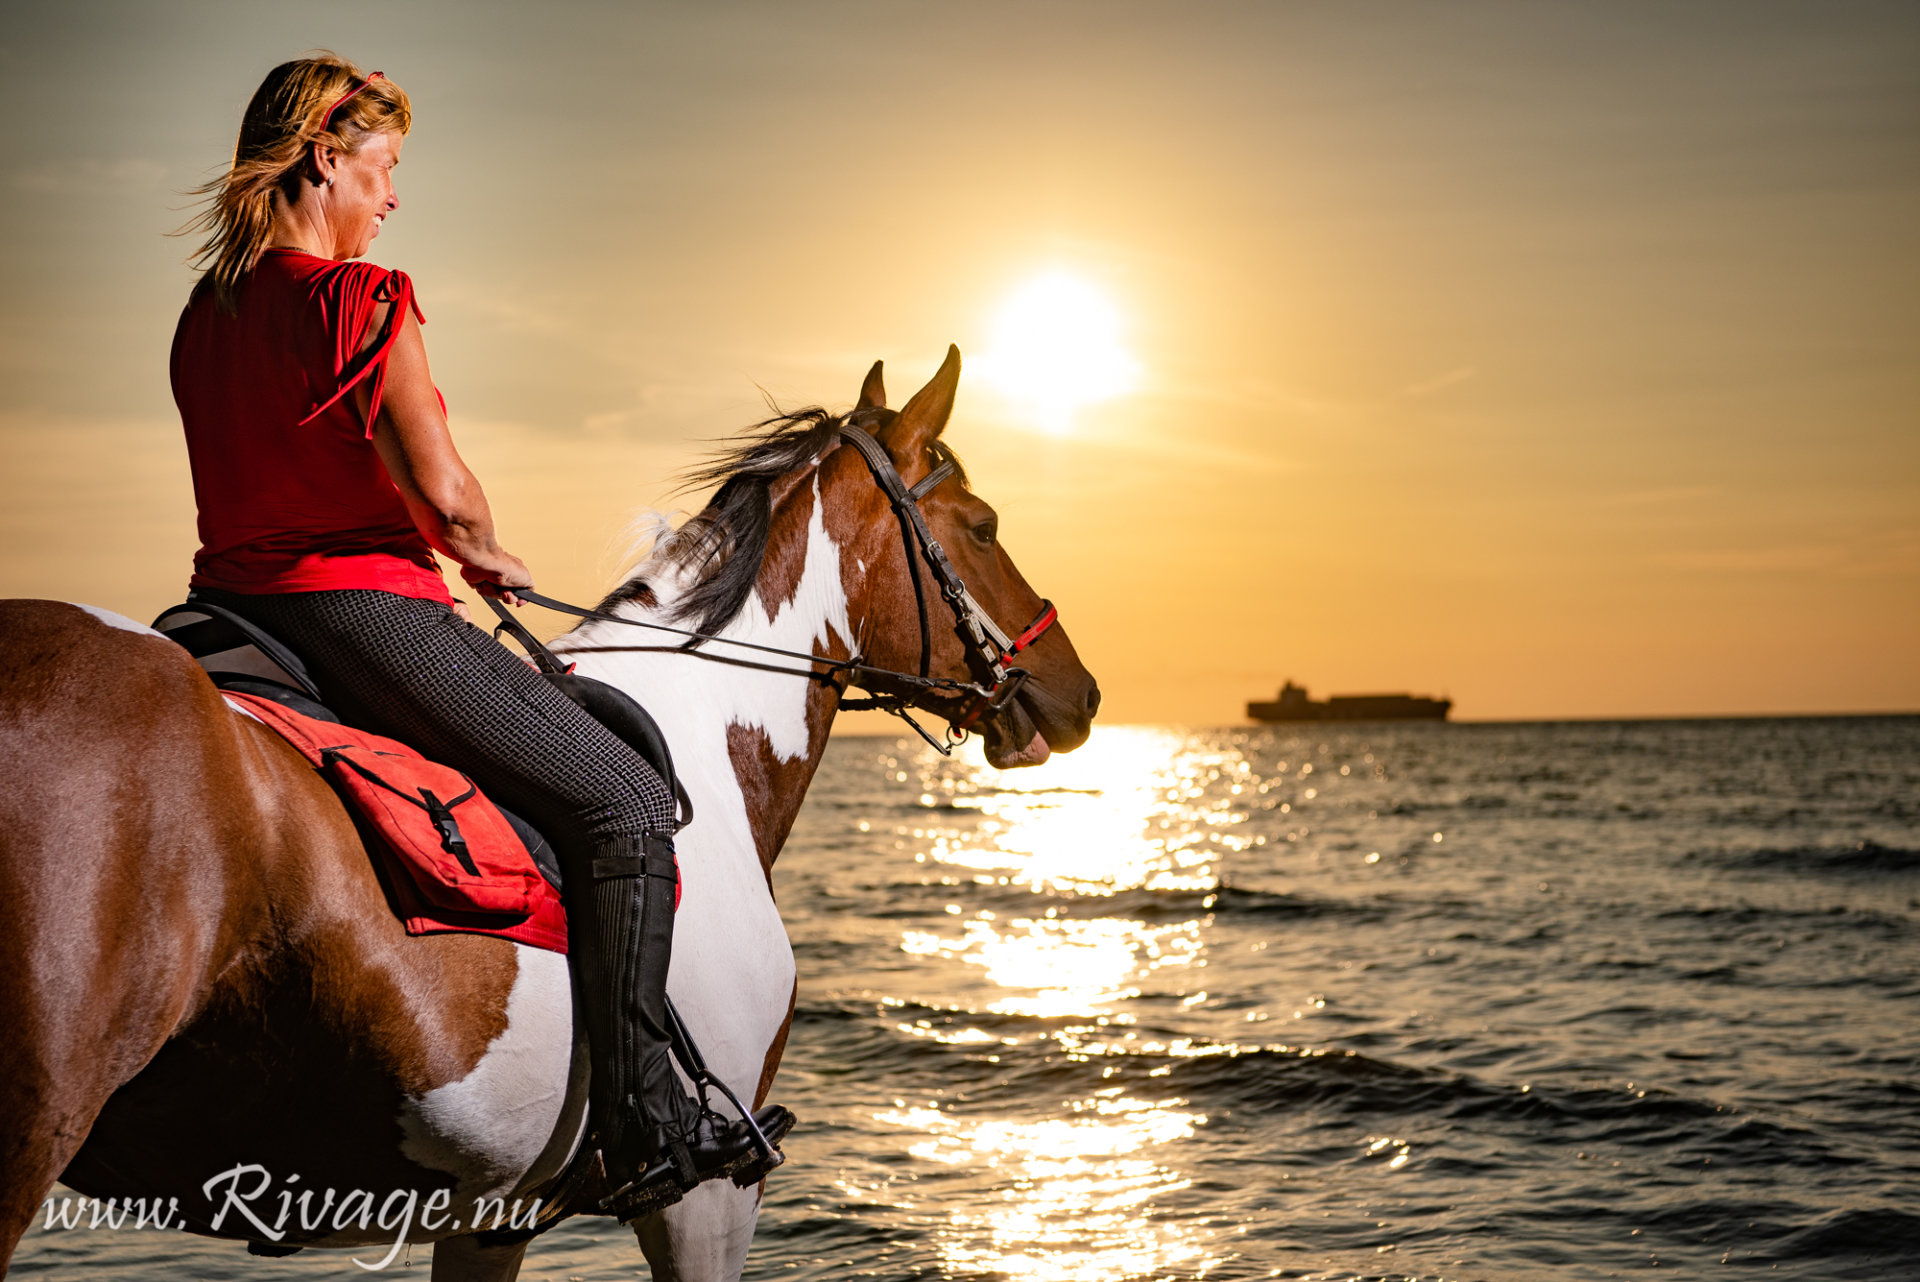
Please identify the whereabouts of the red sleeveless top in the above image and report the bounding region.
[171,248,454,603]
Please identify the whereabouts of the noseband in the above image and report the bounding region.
[486,419,1059,755]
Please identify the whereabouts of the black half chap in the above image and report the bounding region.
[195,587,676,843]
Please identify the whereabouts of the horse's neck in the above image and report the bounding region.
[552,474,858,865]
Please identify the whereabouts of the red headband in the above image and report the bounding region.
[321,71,384,130]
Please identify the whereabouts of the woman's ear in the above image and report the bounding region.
[309,141,338,189]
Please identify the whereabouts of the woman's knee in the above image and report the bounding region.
[601,769,677,840]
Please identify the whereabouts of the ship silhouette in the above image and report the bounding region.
[1248,680,1451,723]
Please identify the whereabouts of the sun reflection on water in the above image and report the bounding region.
[901,914,1202,1017]
[870,728,1250,1278]
[925,726,1253,896]
[871,1091,1220,1281]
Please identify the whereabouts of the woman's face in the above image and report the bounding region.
[327,129,402,259]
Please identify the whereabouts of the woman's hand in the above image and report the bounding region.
[459,546,534,606]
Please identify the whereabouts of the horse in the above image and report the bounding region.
[0,348,1099,1281]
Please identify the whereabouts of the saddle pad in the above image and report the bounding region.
[226,692,567,954]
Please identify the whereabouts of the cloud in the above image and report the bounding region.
[1178,376,1353,419]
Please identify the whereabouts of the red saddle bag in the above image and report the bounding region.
[226,693,561,943]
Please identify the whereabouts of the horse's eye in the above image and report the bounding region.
[972,519,997,547]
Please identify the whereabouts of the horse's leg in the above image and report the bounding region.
[429,1233,529,1282]
[633,1180,763,1282]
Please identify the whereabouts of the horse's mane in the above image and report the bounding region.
[595,406,968,643]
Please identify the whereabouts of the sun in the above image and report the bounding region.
[976,271,1139,435]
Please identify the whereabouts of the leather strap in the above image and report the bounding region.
[591,834,680,884]
[483,594,571,676]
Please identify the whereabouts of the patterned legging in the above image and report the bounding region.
[193,587,676,850]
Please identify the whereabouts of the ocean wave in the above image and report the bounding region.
[826,878,1392,924]
[1113,883,1386,922]
[798,998,1859,1173]
[1653,903,1917,937]
[1714,840,1920,875]
[1768,1206,1920,1275]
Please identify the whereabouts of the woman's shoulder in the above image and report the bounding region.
[178,254,421,368]
[199,251,399,313]
[265,254,422,343]
[290,253,413,298]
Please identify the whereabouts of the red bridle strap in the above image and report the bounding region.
[1005,601,1057,657]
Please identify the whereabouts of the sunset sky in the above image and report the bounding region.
[3,1,1915,723]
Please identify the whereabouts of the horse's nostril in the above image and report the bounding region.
[1085,682,1102,718]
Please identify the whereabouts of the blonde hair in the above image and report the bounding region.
[179,53,412,313]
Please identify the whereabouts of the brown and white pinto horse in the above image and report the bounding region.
[0,349,1098,1281]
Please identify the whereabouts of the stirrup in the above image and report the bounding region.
[595,1107,795,1222]
[721,1105,797,1188]
[663,996,790,1176]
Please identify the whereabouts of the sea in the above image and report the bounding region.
[17,716,1920,1281]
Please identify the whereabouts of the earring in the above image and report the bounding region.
[327,177,335,188]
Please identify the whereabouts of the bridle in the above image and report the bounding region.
[486,419,1059,755]
[832,419,1058,748]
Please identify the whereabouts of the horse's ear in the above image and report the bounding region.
[857,360,886,411]
[883,345,960,466]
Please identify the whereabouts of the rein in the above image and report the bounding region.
[485,423,1057,755]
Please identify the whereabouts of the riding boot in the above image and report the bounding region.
[571,832,794,1222]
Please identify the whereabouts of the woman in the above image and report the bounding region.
[170,53,785,1220]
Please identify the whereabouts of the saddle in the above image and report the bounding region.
[151,600,685,953]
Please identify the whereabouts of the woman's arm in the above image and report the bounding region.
[355,307,533,604]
